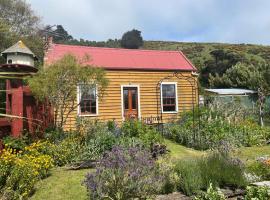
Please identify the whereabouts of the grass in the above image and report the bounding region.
[164,139,204,160]
[30,168,92,200]
[235,145,270,162]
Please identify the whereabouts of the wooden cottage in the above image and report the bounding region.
[45,42,198,130]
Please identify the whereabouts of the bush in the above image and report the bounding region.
[199,151,247,188]
[121,120,163,147]
[2,136,29,151]
[173,148,247,196]
[84,146,164,200]
[163,106,270,150]
[174,159,203,196]
[194,183,226,200]
[0,147,53,199]
[24,139,80,166]
[247,156,270,180]
[74,119,165,162]
[245,186,270,200]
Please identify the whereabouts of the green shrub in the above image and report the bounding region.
[76,131,117,161]
[84,146,164,200]
[199,151,247,188]
[245,186,270,200]
[174,149,247,196]
[0,147,53,199]
[194,183,226,200]
[163,106,270,150]
[121,120,163,147]
[247,157,270,181]
[158,159,180,194]
[174,159,203,196]
[2,136,28,151]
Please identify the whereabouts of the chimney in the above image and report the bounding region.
[44,36,53,51]
[48,37,53,46]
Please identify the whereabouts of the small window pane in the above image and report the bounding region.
[131,90,137,109]
[124,90,128,109]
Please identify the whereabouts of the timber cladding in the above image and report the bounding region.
[63,70,198,131]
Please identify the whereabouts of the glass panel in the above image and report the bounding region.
[131,90,137,109]
[79,85,97,114]
[124,89,128,109]
[162,84,175,97]
[162,84,176,112]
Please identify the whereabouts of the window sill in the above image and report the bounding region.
[78,114,98,117]
[161,111,178,114]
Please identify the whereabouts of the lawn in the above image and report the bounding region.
[30,168,91,200]
[30,140,270,200]
[164,139,204,159]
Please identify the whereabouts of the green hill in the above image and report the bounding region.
[143,41,270,88]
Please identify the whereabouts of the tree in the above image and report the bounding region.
[209,62,270,126]
[28,54,108,130]
[0,0,40,35]
[120,29,143,49]
[0,0,43,66]
[52,25,73,43]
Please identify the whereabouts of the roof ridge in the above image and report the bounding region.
[54,43,181,53]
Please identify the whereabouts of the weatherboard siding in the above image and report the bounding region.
[63,70,198,131]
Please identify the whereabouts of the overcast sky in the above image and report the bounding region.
[27,0,270,45]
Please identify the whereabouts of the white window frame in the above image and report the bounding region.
[77,84,99,116]
[121,85,141,120]
[161,82,178,113]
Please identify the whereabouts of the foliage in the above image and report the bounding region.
[43,25,73,43]
[28,54,108,129]
[0,0,40,35]
[247,156,270,180]
[121,120,163,147]
[244,186,270,200]
[0,147,53,199]
[174,159,203,196]
[199,150,247,189]
[2,136,29,151]
[194,183,226,200]
[84,146,164,200]
[174,147,247,196]
[75,119,164,162]
[120,29,144,49]
[24,139,80,166]
[164,103,270,150]
[158,159,180,194]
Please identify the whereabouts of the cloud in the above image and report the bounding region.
[27,0,270,44]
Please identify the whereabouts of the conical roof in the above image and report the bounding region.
[1,41,35,57]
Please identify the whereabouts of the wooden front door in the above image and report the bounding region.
[123,87,138,119]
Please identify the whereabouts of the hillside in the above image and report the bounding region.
[143,41,270,88]
[144,41,270,70]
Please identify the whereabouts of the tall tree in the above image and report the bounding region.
[0,0,40,35]
[120,29,143,49]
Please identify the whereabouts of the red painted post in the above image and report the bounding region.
[11,80,24,137]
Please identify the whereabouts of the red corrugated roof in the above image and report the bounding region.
[45,44,196,71]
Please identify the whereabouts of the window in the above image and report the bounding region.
[161,83,178,112]
[78,84,98,115]
[8,59,12,64]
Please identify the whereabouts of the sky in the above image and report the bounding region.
[27,0,270,45]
